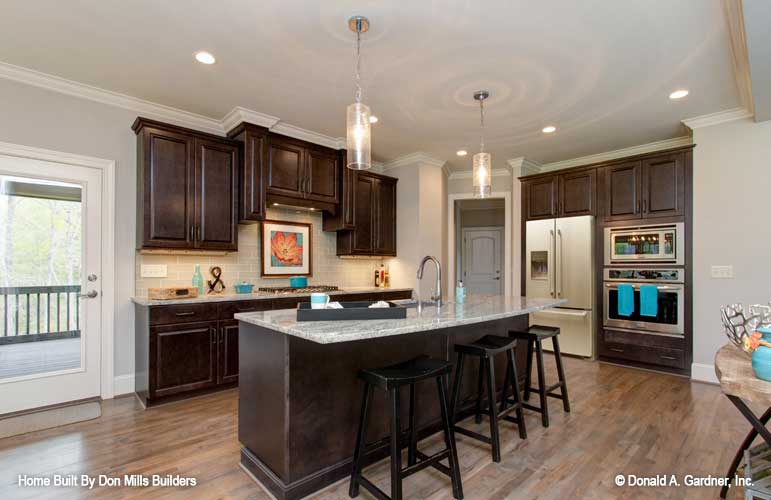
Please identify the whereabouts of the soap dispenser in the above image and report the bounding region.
[456,280,466,304]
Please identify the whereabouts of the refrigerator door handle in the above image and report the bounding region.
[556,228,563,297]
[536,309,588,318]
[549,229,556,297]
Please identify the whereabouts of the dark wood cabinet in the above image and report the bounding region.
[641,152,685,218]
[151,321,218,398]
[322,151,356,232]
[265,133,341,212]
[559,169,595,217]
[134,118,239,251]
[228,123,268,223]
[524,176,558,220]
[336,171,398,256]
[218,320,240,385]
[603,160,642,221]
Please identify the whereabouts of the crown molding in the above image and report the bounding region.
[447,168,512,180]
[537,136,693,172]
[506,157,541,176]
[382,152,447,171]
[221,106,279,132]
[723,0,754,114]
[0,60,348,149]
[681,107,754,131]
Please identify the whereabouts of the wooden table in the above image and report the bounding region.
[715,343,771,498]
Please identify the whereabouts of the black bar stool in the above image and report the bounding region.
[349,355,463,500]
[449,335,527,463]
[508,325,570,428]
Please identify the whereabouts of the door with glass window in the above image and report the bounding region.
[0,154,102,415]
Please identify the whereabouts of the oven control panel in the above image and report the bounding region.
[604,268,683,283]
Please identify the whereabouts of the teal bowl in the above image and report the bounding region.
[289,276,308,288]
[753,327,771,381]
[234,283,254,294]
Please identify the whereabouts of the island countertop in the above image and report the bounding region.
[234,295,566,344]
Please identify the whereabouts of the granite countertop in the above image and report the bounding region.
[234,295,566,344]
[131,287,413,306]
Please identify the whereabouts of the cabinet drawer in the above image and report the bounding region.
[336,292,380,302]
[382,290,413,301]
[149,303,219,325]
[601,341,685,369]
[272,297,304,311]
[219,300,272,319]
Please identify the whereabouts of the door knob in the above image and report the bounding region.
[78,290,98,299]
[87,274,98,282]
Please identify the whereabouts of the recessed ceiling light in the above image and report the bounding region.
[542,126,557,134]
[456,150,468,157]
[309,208,315,211]
[272,202,279,206]
[369,115,379,124]
[194,51,216,65]
[669,89,689,100]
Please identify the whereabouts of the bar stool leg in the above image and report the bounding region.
[523,339,534,402]
[437,375,464,499]
[349,383,373,498]
[506,348,527,440]
[474,358,484,424]
[535,340,549,428]
[389,387,403,500]
[551,336,571,413]
[408,383,417,466]
[484,357,501,462]
[499,354,511,415]
[450,353,465,425]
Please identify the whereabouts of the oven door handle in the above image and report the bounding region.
[604,283,681,291]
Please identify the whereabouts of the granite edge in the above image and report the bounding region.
[131,288,414,306]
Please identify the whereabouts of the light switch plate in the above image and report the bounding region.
[141,264,168,278]
[711,265,734,279]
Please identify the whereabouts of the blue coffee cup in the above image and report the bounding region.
[310,293,330,309]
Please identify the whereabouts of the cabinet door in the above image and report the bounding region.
[267,137,305,198]
[139,128,195,248]
[304,147,340,204]
[642,152,684,218]
[374,178,397,255]
[239,126,268,222]
[194,139,238,251]
[559,169,595,217]
[218,320,239,385]
[604,161,642,221]
[151,321,217,398]
[352,174,376,253]
[524,176,557,220]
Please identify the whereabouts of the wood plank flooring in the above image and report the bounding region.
[0,356,755,499]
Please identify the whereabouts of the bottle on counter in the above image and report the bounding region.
[374,268,381,288]
[455,280,466,304]
[383,267,390,288]
[192,264,204,295]
[379,264,385,287]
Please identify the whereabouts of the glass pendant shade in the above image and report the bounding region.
[346,102,372,170]
[472,152,492,198]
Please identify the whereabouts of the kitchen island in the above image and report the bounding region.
[235,296,565,500]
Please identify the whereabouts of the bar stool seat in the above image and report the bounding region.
[508,325,571,428]
[450,335,527,463]
[349,355,464,500]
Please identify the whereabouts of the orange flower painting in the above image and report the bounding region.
[270,231,304,267]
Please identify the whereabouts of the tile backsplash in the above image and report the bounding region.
[135,208,388,296]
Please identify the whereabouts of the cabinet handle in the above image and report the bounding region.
[610,347,624,353]
[196,226,201,241]
[636,200,641,214]
[660,355,677,361]
[175,311,196,317]
[189,225,194,241]
[643,200,648,213]
[211,327,217,345]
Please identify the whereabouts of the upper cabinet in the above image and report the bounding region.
[227,122,268,223]
[265,134,341,212]
[334,171,398,256]
[603,152,685,221]
[523,169,595,221]
[134,118,239,251]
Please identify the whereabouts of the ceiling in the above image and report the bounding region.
[0,1,741,171]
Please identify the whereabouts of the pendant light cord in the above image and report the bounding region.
[355,30,362,104]
[479,98,485,153]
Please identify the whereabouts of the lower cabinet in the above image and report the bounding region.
[151,321,218,398]
[218,320,240,385]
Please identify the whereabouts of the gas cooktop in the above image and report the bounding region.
[257,285,340,295]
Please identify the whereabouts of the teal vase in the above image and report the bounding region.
[192,264,204,295]
[752,328,771,381]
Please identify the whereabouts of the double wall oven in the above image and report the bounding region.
[603,223,685,337]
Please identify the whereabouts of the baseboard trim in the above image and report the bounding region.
[691,363,719,384]
[0,399,101,439]
[114,374,135,396]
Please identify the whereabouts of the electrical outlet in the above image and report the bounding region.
[711,265,734,279]
[141,264,168,278]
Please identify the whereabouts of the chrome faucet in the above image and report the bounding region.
[416,255,442,308]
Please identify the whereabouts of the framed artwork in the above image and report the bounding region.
[260,220,312,278]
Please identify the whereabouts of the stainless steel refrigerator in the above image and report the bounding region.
[525,215,595,357]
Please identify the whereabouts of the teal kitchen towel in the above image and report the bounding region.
[617,284,634,317]
[639,284,659,317]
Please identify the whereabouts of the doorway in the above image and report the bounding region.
[0,151,105,415]
[451,197,509,296]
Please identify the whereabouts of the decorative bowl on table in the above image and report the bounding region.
[234,282,254,294]
[720,302,771,353]
[752,327,771,381]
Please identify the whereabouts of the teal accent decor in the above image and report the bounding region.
[752,328,771,381]
[192,264,204,295]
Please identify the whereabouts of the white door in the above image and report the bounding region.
[462,228,503,295]
[555,215,594,309]
[0,155,102,415]
[525,219,555,299]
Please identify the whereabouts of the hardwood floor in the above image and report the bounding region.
[0,356,754,499]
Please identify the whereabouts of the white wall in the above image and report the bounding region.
[691,117,771,381]
[0,78,137,379]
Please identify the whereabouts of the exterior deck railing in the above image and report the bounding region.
[0,285,81,345]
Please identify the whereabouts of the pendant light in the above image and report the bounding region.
[472,90,492,198]
[346,16,372,170]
